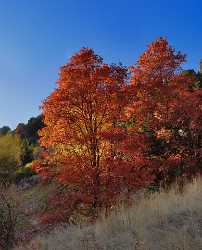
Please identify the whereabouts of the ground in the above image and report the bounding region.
[12,178,202,250]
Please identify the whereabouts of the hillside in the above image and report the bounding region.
[14,178,202,250]
[0,38,201,250]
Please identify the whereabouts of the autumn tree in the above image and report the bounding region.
[127,37,202,186]
[33,48,154,221]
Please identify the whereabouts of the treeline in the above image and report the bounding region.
[0,115,44,185]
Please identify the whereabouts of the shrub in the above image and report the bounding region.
[0,186,21,250]
[16,163,35,183]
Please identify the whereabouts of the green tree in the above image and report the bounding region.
[181,69,202,89]
[15,115,44,144]
[0,134,22,185]
[0,126,11,136]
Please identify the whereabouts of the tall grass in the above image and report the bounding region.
[15,178,202,250]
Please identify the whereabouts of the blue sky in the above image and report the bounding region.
[0,0,201,129]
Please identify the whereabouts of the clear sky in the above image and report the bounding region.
[0,0,201,129]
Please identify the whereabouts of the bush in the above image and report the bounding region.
[0,186,21,250]
[16,163,35,183]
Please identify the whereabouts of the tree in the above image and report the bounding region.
[181,69,202,89]
[15,115,44,144]
[0,134,23,185]
[0,126,11,136]
[127,37,202,186]
[15,123,27,140]
[33,48,154,221]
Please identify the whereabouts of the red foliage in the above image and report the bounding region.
[33,48,154,221]
[33,39,202,224]
[127,37,202,185]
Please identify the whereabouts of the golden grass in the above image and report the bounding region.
[15,178,202,250]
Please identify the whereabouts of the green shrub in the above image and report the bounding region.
[16,162,35,183]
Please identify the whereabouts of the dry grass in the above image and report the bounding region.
[15,178,202,250]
